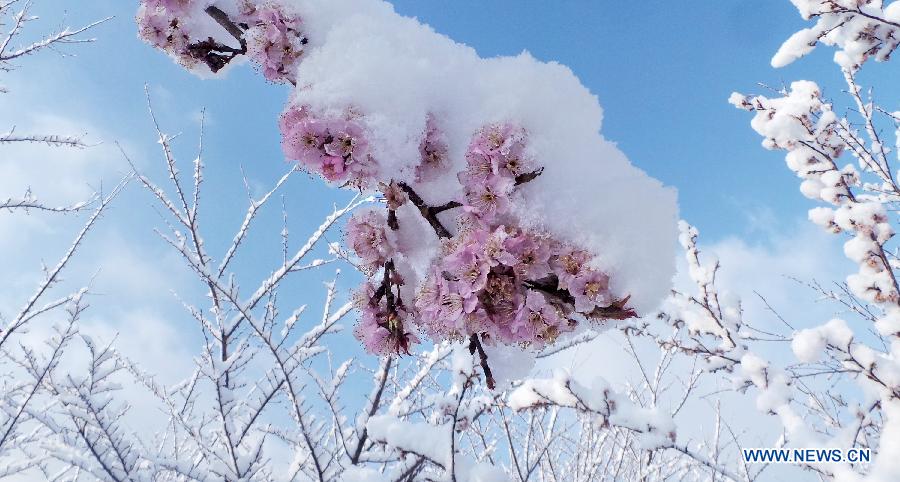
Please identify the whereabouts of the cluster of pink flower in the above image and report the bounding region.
[415,115,450,182]
[345,209,395,274]
[345,205,417,355]
[415,227,566,347]
[135,0,636,387]
[353,278,420,356]
[337,124,624,355]
[137,1,193,61]
[241,3,306,83]
[279,106,377,187]
[412,126,617,348]
[137,0,306,83]
[459,124,530,222]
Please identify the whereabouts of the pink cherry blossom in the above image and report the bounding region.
[354,283,419,356]
[279,106,377,186]
[550,248,592,290]
[463,175,513,222]
[416,115,449,182]
[137,6,192,61]
[570,269,612,313]
[243,5,307,83]
[499,230,551,280]
[511,291,569,346]
[444,244,491,296]
[345,209,394,274]
[379,181,407,210]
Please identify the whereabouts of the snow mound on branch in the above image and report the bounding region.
[288,0,678,313]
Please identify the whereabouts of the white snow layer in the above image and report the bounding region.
[286,0,679,314]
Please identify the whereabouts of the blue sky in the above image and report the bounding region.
[16,0,900,243]
[9,0,899,246]
[1,0,888,374]
[1,0,879,402]
[2,4,893,477]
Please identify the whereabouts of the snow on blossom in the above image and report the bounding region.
[416,115,450,182]
[136,4,195,64]
[143,0,193,14]
[283,0,677,316]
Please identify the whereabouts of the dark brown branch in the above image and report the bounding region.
[350,356,393,464]
[468,334,496,390]
[432,200,463,215]
[515,167,544,186]
[187,38,245,72]
[396,182,456,239]
[586,296,637,321]
[186,7,248,73]
[524,275,575,305]
[383,259,396,313]
[525,275,637,321]
[396,165,540,240]
[387,209,399,231]
[205,6,247,46]
[826,7,900,30]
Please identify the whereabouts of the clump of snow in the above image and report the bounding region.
[509,370,676,450]
[772,1,900,70]
[737,353,793,414]
[367,415,449,467]
[341,467,388,482]
[772,27,820,68]
[366,413,510,481]
[876,307,900,337]
[481,343,536,390]
[792,318,853,363]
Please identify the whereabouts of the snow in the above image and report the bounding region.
[876,307,900,337]
[480,343,536,390]
[285,0,678,314]
[791,318,853,363]
[509,370,676,450]
[771,27,819,68]
[365,413,509,482]
[341,466,388,482]
[773,1,900,70]
[738,353,792,413]
[865,400,900,482]
[366,415,450,467]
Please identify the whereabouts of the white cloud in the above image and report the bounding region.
[701,221,851,332]
[0,72,198,394]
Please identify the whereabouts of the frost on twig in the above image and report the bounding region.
[0,128,89,148]
[1,187,95,213]
[1,1,107,214]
